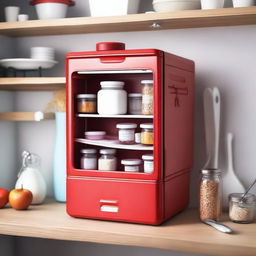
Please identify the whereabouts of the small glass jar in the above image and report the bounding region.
[121,159,142,173]
[229,193,255,224]
[116,123,137,144]
[199,169,222,221]
[142,154,154,174]
[141,80,154,115]
[140,123,154,145]
[128,93,142,115]
[98,149,117,171]
[80,149,97,170]
[77,94,97,113]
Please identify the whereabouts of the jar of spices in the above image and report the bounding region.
[141,80,153,115]
[98,149,117,171]
[229,193,255,224]
[97,81,127,115]
[140,123,154,145]
[77,94,97,113]
[142,154,154,174]
[128,93,142,115]
[80,149,97,170]
[199,169,222,221]
[121,159,142,173]
[116,123,137,144]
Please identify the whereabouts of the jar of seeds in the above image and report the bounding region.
[199,169,222,221]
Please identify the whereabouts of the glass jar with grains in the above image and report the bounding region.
[77,94,97,113]
[140,123,154,145]
[141,80,153,115]
[199,169,222,221]
[98,149,117,171]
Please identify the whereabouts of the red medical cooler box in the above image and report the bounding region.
[66,42,195,225]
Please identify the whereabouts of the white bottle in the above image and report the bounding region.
[97,81,127,115]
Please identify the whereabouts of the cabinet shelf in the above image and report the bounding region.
[0,77,65,91]
[77,114,153,119]
[0,7,256,37]
[76,138,153,150]
[0,112,54,121]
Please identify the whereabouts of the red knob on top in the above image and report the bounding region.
[96,42,125,51]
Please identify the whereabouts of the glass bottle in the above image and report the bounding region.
[80,149,97,170]
[98,149,117,171]
[141,80,154,115]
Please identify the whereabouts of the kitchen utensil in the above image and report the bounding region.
[202,219,233,234]
[240,178,256,202]
[5,6,20,22]
[203,87,220,169]
[201,0,224,9]
[153,0,201,12]
[222,133,245,207]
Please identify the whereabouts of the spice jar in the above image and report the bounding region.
[97,81,127,115]
[77,94,97,113]
[141,80,153,115]
[80,149,97,170]
[199,169,222,221]
[116,123,137,144]
[140,123,154,145]
[128,93,142,115]
[142,154,154,174]
[229,193,255,224]
[121,159,142,172]
[98,149,117,171]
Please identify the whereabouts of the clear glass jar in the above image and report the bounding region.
[229,193,256,224]
[199,169,222,221]
[77,94,97,113]
[121,159,142,172]
[142,154,154,174]
[97,81,127,115]
[141,80,154,115]
[140,123,154,145]
[116,123,137,144]
[128,93,142,115]
[98,149,117,171]
[80,149,97,170]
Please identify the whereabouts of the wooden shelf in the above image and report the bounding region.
[0,77,65,91]
[0,7,256,37]
[0,112,54,121]
[77,114,153,119]
[0,201,255,256]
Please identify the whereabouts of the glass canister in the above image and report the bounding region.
[116,123,137,144]
[199,169,222,221]
[141,80,154,115]
[140,123,154,145]
[142,154,154,174]
[80,149,97,170]
[229,193,256,224]
[128,93,142,115]
[77,94,97,113]
[121,159,142,173]
[97,81,127,115]
[98,149,117,171]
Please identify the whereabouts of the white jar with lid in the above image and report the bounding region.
[97,81,127,115]
[116,123,137,144]
[142,154,154,174]
[128,93,142,115]
[121,159,142,172]
[98,149,117,171]
[80,149,97,170]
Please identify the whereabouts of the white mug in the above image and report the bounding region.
[5,6,20,22]
[18,14,29,21]
[201,0,225,9]
[233,0,255,7]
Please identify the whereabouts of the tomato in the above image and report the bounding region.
[0,188,9,208]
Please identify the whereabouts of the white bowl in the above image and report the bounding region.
[232,0,255,7]
[153,0,201,12]
[35,3,68,20]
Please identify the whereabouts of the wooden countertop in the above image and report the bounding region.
[0,200,255,256]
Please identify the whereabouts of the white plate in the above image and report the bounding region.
[0,58,58,70]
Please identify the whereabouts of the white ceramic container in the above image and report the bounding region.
[4,6,20,22]
[18,14,29,21]
[35,3,68,19]
[89,0,140,17]
[201,0,224,9]
[30,47,55,60]
[232,0,255,7]
[153,0,201,12]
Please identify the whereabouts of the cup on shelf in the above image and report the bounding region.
[18,14,29,21]
[5,6,20,22]
[232,0,255,7]
[30,47,55,61]
[200,0,224,9]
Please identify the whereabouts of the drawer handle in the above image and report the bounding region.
[100,205,119,213]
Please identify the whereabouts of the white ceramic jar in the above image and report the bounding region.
[232,0,255,7]
[201,0,224,9]
[121,159,142,172]
[97,81,127,115]
[142,154,154,174]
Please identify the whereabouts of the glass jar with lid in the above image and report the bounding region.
[80,149,97,170]
[97,81,127,115]
[116,123,137,144]
[141,80,153,115]
[98,149,117,171]
[77,94,97,113]
[142,154,154,174]
[121,159,142,172]
[229,193,256,224]
[199,169,222,221]
[140,123,154,145]
[128,93,142,115]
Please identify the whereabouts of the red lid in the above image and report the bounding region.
[96,42,125,51]
[30,0,75,6]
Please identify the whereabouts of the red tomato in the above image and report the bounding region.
[0,188,9,208]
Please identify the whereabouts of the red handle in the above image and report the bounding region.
[96,42,125,51]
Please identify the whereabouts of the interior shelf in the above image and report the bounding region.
[0,7,256,37]
[76,138,153,150]
[77,114,153,119]
[0,77,65,91]
[0,111,54,121]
